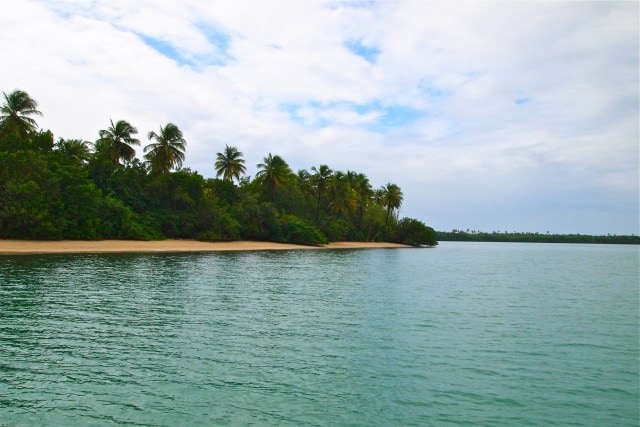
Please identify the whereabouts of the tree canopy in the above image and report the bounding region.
[0,90,42,138]
[96,119,140,165]
[144,123,186,175]
[215,145,246,183]
[256,153,292,200]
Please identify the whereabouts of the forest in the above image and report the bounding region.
[437,230,640,245]
[0,89,438,247]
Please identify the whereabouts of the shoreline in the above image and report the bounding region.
[0,239,411,255]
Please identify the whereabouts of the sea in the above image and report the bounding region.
[1,242,638,426]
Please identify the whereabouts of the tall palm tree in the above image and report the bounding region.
[310,164,332,223]
[297,169,312,194]
[214,145,246,183]
[348,171,373,226]
[380,183,404,226]
[328,171,357,217]
[97,119,140,165]
[144,123,186,175]
[255,153,291,199]
[0,89,42,137]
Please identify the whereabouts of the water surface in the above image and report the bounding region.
[1,242,638,425]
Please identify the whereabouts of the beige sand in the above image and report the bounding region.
[0,239,410,255]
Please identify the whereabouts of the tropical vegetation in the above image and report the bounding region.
[0,89,438,246]
[0,90,42,138]
[215,145,246,183]
[437,230,639,245]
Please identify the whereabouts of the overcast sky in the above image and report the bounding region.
[1,1,638,235]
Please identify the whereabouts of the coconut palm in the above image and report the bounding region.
[348,171,373,226]
[379,182,403,226]
[144,123,186,175]
[328,171,357,217]
[214,145,246,183]
[255,153,291,199]
[0,89,42,137]
[97,119,140,165]
[310,164,333,223]
[56,138,93,164]
[297,169,312,194]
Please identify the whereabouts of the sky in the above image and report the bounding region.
[1,1,638,235]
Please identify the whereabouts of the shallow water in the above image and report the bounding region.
[1,242,638,425]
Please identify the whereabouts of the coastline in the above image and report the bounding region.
[0,239,410,255]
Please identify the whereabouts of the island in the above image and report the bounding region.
[0,89,437,248]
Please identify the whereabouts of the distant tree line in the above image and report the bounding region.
[437,230,640,245]
[0,89,437,246]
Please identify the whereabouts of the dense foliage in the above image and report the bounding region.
[0,89,438,247]
[437,230,639,245]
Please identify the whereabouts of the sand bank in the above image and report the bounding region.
[0,239,410,255]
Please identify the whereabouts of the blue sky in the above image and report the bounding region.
[1,0,638,234]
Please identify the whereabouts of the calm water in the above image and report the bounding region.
[0,242,638,426]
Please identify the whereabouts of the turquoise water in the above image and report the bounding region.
[1,242,638,426]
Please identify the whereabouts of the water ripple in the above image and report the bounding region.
[1,244,638,426]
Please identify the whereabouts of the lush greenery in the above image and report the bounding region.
[437,230,640,245]
[0,89,438,247]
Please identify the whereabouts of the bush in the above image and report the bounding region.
[197,210,241,242]
[320,218,350,241]
[101,198,164,240]
[278,215,328,246]
[394,218,438,247]
[197,230,224,242]
[232,201,282,241]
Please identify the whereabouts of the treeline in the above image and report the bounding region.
[437,230,640,245]
[0,89,437,246]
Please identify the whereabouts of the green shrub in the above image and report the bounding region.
[278,215,328,246]
[320,218,350,241]
[394,218,438,247]
[204,210,241,241]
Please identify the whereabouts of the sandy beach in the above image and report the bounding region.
[0,239,410,255]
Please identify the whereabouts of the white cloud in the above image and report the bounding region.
[0,0,637,234]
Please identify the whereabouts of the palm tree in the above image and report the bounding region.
[214,145,246,183]
[310,164,332,223]
[144,123,186,175]
[0,89,42,137]
[255,153,291,199]
[56,138,93,164]
[97,119,140,165]
[297,169,312,194]
[328,171,357,217]
[349,171,373,226]
[380,183,403,227]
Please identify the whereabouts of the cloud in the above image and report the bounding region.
[0,0,637,234]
